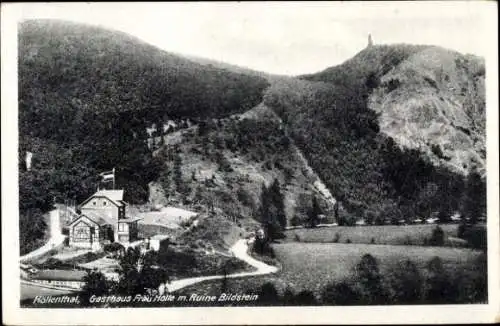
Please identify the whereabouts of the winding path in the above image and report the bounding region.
[20,208,66,262]
[164,239,279,293]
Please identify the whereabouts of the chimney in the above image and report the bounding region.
[25,151,33,171]
[368,34,373,48]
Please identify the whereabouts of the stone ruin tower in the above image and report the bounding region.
[367,34,373,48]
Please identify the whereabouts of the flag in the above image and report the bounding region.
[98,168,115,190]
[99,168,115,182]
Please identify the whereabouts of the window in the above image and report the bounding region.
[93,201,96,206]
[74,226,90,241]
[118,223,125,231]
[103,201,107,206]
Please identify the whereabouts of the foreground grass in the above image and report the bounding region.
[284,224,459,246]
[272,242,482,295]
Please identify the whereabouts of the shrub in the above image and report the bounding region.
[424,256,459,304]
[332,233,341,243]
[282,287,296,306]
[322,281,360,305]
[293,290,317,305]
[457,223,466,238]
[402,236,412,246]
[290,215,302,227]
[461,225,487,250]
[103,242,125,253]
[387,259,423,304]
[80,270,112,306]
[428,226,445,246]
[294,234,301,242]
[259,282,279,305]
[252,236,275,258]
[346,238,351,244]
[353,254,389,304]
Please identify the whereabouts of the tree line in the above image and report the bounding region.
[18,20,269,254]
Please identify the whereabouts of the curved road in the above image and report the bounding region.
[164,239,279,293]
[20,208,66,262]
[20,210,277,295]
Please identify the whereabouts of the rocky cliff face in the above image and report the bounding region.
[368,46,485,176]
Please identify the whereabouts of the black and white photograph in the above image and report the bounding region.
[2,1,498,325]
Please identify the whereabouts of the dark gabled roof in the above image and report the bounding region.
[68,211,116,227]
[31,269,87,281]
[79,190,126,208]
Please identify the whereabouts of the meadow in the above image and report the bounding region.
[272,242,483,295]
[284,224,460,246]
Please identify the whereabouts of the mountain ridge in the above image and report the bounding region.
[18,20,486,253]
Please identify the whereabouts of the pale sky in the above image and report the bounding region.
[7,2,497,75]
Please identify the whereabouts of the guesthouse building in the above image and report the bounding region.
[68,190,141,249]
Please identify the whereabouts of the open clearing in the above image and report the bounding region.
[272,242,482,295]
[134,206,198,229]
[284,224,459,246]
[79,257,120,272]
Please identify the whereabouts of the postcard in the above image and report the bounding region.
[2,1,499,324]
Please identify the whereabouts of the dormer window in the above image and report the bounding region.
[103,201,107,206]
[93,201,96,206]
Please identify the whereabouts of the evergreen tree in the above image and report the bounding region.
[307,196,321,228]
[461,167,486,224]
[388,259,423,304]
[80,270,112,306]
[259,180,286,241]
[268,179,287,229]
[354,254,389,304]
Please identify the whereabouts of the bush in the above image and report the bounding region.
[428,226,445,246]
[353,254,389,304]
[294,234,301,242]
[252,237,275,258]
[387,259,423,304]
[322,281,360,305]
[293,290,317,305]
[332,233,341,243]
[461,225,487,250]
[258,282,279,305]
[290,215,302,227]
[457,223,466,238]
[282,287,296,306]
[103,242,125,253]
[424,257,458,304]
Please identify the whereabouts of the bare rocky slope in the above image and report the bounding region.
[368,46,485,176]
[305,44,485,177]
[264,44,485,222]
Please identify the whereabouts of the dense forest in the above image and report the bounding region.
[18,21,487,254]
[18,20,269,254]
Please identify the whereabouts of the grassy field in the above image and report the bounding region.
[284,224,460,246]
[272,242,483,295]
[138,223,179,239]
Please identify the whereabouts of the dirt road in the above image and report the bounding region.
[164,239,278,292]
[20,208,65,262]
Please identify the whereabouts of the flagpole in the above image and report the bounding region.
[113,168,115,190]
